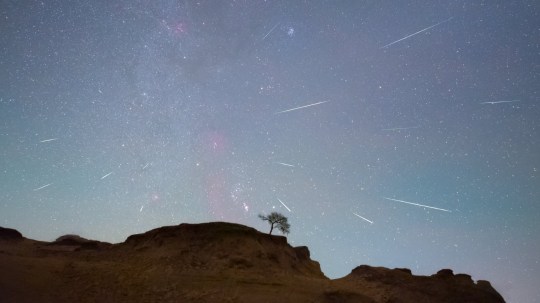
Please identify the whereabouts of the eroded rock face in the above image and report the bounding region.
[0,227,23,240]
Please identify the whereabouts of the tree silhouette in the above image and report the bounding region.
[258,212,290,235]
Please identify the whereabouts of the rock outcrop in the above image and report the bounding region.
[121,222,325,278]
[336,265,505,303]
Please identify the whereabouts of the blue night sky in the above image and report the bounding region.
[1,1,539,302]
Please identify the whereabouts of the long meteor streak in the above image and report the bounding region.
[353,212,373,224]
[33,183,52,191]
[40,138,58,143]
[262,23,280,40]
[275,101,329,114]
[383,197,451,212]
[381,17,453,49]
[382,126,420,131]
[276,162,295,167]
[277,198,291,212]
[100,172,113,180]
[480,100,520,105]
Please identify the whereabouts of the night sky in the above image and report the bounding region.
[1,1,539,302]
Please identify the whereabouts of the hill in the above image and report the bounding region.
[0,222,505,302]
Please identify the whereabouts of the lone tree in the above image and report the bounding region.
[258,212,290,235]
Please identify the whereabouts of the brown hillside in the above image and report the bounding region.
[119,222,325,278]
[0,223,505,303]
[335,265,505,303]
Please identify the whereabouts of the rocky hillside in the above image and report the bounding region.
[336,265,505,303]
[120,222,324,278]
[0,222,505,302]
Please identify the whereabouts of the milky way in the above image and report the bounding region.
[1,2,538,302]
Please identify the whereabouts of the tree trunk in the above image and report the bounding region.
[269,223,274,235]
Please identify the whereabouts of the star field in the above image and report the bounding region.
[1,1,539,302]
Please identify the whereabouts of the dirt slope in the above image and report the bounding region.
[0,222,505,302]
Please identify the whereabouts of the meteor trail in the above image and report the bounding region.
[277,198,292,212]
[33,183,52,191]
[140,205,144,212]
[382,126,420,131]
[276,162,295,167]
[480,100,520,105]
[275,101,329,114]
[142,162,150,169]
[353,212,373,224]
[262,23,280,40]
[381,17,453,49]
[40,138,58,143]
[383,197,451,212]
[100,172,113,180]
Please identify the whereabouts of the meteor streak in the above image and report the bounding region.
[277,198,292,212]
[381,17,453,49]
[480,100,520,105]
[382,126,420,131]
[353,212,373,224]
[100,172,113,180]
[33,183,52,191]
[40,138,58,143]
[262,23,280,40]
[276,162,295,167]
[383,197,451,212]
[275,101,329,114]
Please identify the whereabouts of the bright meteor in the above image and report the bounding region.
[33,183,52,191]
[480,100,520,105]
[277,198,292,212]
[275,162,295,167]
[100,172,113,180]
[353,212,374,224]
[383,197,451,212]
[40,138,58,143]
[381,17,453,49]
[275,101,329,114]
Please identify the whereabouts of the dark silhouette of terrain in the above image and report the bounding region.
[0,227,22,240]
[0,222,505,302]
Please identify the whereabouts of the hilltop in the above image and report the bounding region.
[0,222,505,302]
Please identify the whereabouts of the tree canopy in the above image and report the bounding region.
[258,212,290,235]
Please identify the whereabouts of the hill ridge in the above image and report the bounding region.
[0,222,505,303]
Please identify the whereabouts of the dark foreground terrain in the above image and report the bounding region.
[0,223,505,302]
